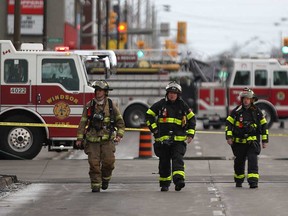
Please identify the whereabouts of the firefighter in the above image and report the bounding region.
[146,81,196,192]
[75,80,125,192]
[225,87,269,188]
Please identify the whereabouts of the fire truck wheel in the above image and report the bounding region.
[203,119,210,129]
[203,124,210,129]
[124,105,148,128]
[0,115,44,160]
[256,103,274,129]
[212,125,222,129]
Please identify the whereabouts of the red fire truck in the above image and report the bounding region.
[84,50,288,130]
[0,40,116,159]
[197,58,288,129]
[85,50,182,128]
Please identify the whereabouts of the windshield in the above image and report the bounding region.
[79,56,91,86]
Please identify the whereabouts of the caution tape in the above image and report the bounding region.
[0,122,288,137]
[0,122,78,128]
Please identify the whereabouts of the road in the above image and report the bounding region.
[0,121,288,216]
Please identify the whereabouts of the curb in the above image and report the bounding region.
[0,175,18,189]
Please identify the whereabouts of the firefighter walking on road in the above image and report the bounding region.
[146,81,196,192]
[225,87,269,188]
[76,80,125,192]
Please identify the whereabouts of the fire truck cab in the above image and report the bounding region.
[0,40,116,159]
[198,58,288,129]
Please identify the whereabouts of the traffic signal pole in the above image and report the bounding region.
[97,0,102,49]
[13,0,21,50]
[124,0,128,49]
[116,0,120,49]
[105,0,110,49]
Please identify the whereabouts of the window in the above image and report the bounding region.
[273,71,288,86]
[42,59,79,91]
[255,70,267,86]
[4,59,28,83]
[233,71,250,86]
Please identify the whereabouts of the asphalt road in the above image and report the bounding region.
[0,121,288,216]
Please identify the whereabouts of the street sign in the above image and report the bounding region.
[160,23,170,37]
[48,38,63,43]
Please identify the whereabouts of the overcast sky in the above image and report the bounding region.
[154,0,288,59]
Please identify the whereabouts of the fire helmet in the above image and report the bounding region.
[239,87,258,102]
[91,80,113,92]
[165,81,182,94]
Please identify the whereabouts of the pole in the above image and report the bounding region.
[42,0,47,50]
[124,0,128,49]
[105,0,110,49]
[116,0,120,49]
[97,0,102,49]
[13,0,21,50]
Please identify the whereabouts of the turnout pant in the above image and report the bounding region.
[231,142,259,185]
[154,141,187,187]
[84,140,116,189]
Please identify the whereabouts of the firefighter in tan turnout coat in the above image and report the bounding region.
[76,80,125,192]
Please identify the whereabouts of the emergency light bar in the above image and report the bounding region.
[20,43,43,51]
[55,46,70,52]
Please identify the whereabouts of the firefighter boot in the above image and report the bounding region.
[236,182,242,188]
[92,187,100,192]
[101,181,109,190]
[175,180,185,191]
[161,186,169,192]
[91,182,101,192]
[249,183,258,189]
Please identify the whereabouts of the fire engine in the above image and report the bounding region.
[0,40,117,159]
[84,49,184,128]
[69,44,288,131]
[197,58,288,129]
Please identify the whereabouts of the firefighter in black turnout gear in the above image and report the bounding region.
[146,81,196,192]
[226,87,269,189]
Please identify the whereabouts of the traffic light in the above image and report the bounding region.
[283,37,288,46]
[165,40,172,49]
[165,40,178,57]
[282,37,288,54]
[118,22,127,43]
[137,50,145,58]
[282,46,288,54]
[177,22,187,44]
[137,40,145,49]
[109,11,117,31]
[118,22,127,33]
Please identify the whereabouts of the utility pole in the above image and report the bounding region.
[105,0,110,49]
[124,0,128,49]
[13,0,21,50]
[97,0,102,49]
[42,0,47,50]
[116,0,120,49]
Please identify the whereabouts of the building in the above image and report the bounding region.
[0,0,93,50]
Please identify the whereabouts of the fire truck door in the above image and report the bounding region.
[35,57,83,135]
[1,59,31,107]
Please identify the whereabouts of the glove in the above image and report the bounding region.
[186,136,193,144]
[152,129,159,138]
[74,140,85,150]
[227,138,233,145]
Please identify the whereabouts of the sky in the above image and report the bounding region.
[154,0,288,59]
